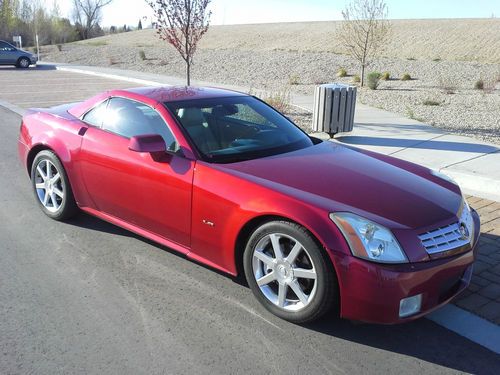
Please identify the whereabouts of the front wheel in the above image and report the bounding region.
[243,221,338,323]
[31,150,78,220]
[17,57,30,68]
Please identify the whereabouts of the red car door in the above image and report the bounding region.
[78,97,194,248]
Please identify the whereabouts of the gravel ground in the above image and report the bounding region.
[43,43,500,145]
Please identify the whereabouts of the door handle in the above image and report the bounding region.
[78,127,88,136]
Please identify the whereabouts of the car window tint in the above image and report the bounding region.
[82,100,108,127]
[104,97,178,151]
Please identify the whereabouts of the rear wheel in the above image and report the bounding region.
[17,57,30,68]
[31,150,78,220]
[243,221,338,323]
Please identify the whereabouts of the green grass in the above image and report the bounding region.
[423,99,440,106]
[85,40,108,46]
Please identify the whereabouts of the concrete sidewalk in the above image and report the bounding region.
[49,62,500,202]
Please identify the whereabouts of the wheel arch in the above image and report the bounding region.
[26,144,57,175]
[233,213,341,282]
[234,213,342,317]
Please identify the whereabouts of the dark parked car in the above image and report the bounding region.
[0,40,37,68]
[18,86,479,323]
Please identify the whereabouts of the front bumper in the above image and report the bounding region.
[333,211,480,324]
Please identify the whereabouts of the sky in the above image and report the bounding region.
[49,0,500,27]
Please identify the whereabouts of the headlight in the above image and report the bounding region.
[330,212,408,263]
[460,198,475,244]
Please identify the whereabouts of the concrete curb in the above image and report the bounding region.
[0,99,26,116]
[56,66,165,88]
[443,169,500,202]
[428,304,500,354]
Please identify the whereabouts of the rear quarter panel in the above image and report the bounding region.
[20,111,93,208]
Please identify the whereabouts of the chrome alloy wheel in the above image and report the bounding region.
[34,159,64,213]
[252,233,318,311]
[19,58,30,68]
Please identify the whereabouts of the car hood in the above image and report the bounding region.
[220,141,462,229]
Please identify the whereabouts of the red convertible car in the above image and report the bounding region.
[18,86,479,323]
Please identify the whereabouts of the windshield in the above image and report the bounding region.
[164,96,313,163]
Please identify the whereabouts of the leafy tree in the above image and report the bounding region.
[146,0,212,86]
[338,0,391,87]
[0,0,81,46]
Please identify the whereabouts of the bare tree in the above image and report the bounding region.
[338,0,390,87]
[72,0,112,39]
[146,0,211,86]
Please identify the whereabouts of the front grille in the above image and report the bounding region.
[418,221,470,255]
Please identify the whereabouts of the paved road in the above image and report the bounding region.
[0,68,499,374]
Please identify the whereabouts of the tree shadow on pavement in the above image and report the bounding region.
[337,135,500,153]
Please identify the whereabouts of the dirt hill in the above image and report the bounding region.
[82,19,500,64]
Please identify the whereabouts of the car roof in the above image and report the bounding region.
[122,86,248,103]
[67,86,250,118]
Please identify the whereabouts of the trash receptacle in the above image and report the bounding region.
[312,84,357,138]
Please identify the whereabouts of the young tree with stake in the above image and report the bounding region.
[146,0,211,86]
[338,0,390,87]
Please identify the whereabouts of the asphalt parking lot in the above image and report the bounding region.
[0,65,132,109]
[1,66,499,374]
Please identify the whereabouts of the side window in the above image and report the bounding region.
[0,41,10,51]
[103,97,178,151]
[82,100,108,127]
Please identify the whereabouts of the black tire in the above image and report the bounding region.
[17,57,30,68]
[243,220,338,323]
[30,150,78,221]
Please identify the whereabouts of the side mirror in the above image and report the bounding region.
[128,134,166,153]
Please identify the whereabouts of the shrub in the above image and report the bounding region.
[474,79,484,90]
[139,50,146,60]
[86,40,108,46]
[288,74,300,85]
[423,99,440,106]
[406,107,425,122]
[407,57,416,61]
[56,44,62,52]
[367,72,381,90]
[401,73,411,81]
[337,67,347,78]
[381,71,390,80]
[432,58,441,62]
[439,76,456,94]
[352,74,361,83]
[261,89,291,113]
